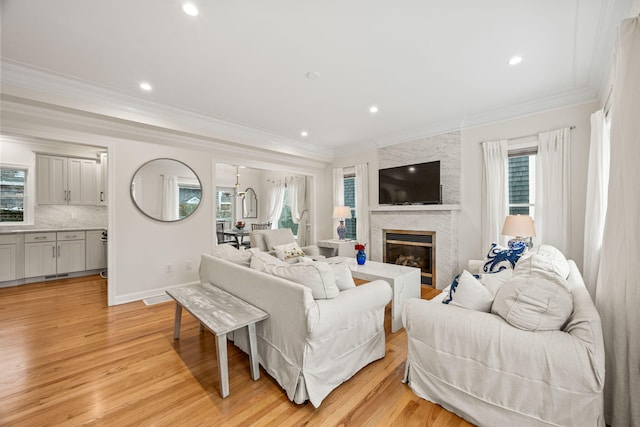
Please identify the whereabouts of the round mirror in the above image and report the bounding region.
[131,158,202,222]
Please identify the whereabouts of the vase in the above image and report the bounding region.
[356,250,366,265]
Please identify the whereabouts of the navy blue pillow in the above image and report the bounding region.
[443,272,481,304]
[483,242,526,273]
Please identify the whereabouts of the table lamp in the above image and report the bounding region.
[501,215,536,248]
[332,206,352,240]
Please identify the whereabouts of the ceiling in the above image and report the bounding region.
[0,0,632,158]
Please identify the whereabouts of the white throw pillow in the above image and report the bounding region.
[478,269,513,295]
[519,244,571,279]
[273,242,306,261]
[250,251,288,271]
[491,254,573,331]
[328,262,356,291]
[443,270,493,312]
[263,262,340,299]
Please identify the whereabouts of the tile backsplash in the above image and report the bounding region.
[5,205,108,230]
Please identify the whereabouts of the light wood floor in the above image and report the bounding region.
[0,275,472,427]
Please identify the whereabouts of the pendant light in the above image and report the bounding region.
[235,166,246,197]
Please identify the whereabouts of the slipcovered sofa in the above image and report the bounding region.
[402,245,605,426]
[199,248,392,407]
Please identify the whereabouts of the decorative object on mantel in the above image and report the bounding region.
[501,215,536,248]
[355,242,367,265]
[332,206,352,240]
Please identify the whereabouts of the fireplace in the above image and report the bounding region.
[383,229,435,286]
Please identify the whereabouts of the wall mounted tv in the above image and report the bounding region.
[378,161,441,205]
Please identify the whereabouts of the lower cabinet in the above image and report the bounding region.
[56,231,86,274]
[24,231,87,278]
[85,230,107,270]
[0,235,17,282]
[24,233,57,277]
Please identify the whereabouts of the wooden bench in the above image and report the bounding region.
[166,283,269,398]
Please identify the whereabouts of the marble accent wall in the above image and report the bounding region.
[378,131,461,204]
[33,205,108,229]
[370,208,459,290]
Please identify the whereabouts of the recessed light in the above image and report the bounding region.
[306,71,320,80]
[300,131,308,137]
[508,55,523,65]
[139,82,152,91]
[369,105,379,114]
[182,3,199,16]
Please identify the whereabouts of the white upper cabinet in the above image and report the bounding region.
[36,154,98,205]
[36,155,67,204]
[97,152,108,205]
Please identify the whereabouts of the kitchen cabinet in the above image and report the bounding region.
[24,231,86,278]
[56,231,86,274]
[0,234,17,281]
[85,230,106,270]
[36,154,98,205]
[24,233,57,277]
[97,152,108,205]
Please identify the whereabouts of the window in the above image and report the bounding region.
[508,154,536,217]
[178,184,201,219]
[277,187,298,235]
[0,167,27,223]
[215,188,234,225]
[343,175,357,240]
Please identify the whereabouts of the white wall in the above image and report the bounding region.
[459,101,598,271]
[112,141,214,304]
[328,101,597,274]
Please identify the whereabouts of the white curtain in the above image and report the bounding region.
[583,109,611,299]
[535,127,571,253]
[481,140,508,251]
[265,179,286,227]
[161,175,179,221]
[595,15,640,427]
[287,176,309,246]
[355,163,369,245]
[333,167,344,239]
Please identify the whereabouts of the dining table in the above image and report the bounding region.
[223,228,251,247]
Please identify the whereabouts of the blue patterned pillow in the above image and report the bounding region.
[443,271,481,304]
[483,242,526,273]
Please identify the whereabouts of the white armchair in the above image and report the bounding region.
[249,228,321,257]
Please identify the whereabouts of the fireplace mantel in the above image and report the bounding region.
[370,204,461,213]
[369,206,459,290]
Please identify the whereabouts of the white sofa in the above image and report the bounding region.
[402,246,605,426]
[199,251,392,407]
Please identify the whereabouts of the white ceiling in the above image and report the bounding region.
[0,0,632,158]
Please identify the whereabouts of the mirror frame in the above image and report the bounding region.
[130,158,203,222]
[242,187,258,218]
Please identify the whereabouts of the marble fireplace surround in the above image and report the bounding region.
[370,205,460,290]
[372,131,461,290]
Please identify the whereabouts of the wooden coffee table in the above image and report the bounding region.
[167,283,269,398]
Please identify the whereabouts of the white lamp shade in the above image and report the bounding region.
[332,206,352,219]
[501,215,536,237]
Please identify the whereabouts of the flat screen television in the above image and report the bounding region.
[378,161,441,205]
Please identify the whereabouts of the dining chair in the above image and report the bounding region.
[251,222,272,231]
[217,222,238,247]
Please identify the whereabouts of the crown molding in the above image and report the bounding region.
[0,93,328,172]
[1,60,332,164]
[346,86,599,152]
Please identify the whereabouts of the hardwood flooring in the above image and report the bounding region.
[0,275,472,426]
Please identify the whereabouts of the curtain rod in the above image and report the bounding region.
[479,126,576,144]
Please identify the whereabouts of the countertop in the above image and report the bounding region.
[0,227,107,235]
